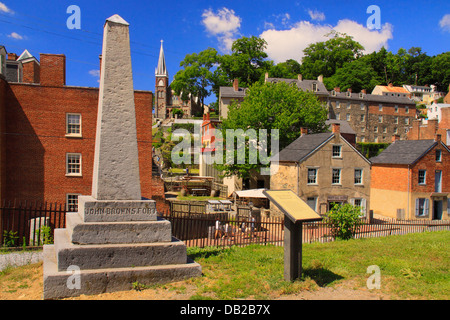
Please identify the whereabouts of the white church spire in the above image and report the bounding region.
[155,40,168,78]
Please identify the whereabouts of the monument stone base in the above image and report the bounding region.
[43,199,202,300]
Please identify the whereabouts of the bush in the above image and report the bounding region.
[325,204,363,240]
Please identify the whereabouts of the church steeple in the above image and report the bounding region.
[155,40,168,78]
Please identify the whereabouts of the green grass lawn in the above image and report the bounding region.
[186,231,450,300]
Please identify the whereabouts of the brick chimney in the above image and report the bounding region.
[298,74,302,81]
[21,60,40,84]
[99,54,103,77]
[318,75,323,83]
[300,127,308,136]
[40,53,66,87]
[265,72,269,82]
[361,89,367,94]
[334,87,340,93]
[435,134,442,143]
[332,123,340,134]
[233,79,239,92]
[7,53,18,61]
[392,134,400,143]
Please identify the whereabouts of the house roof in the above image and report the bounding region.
[329,91,415,105]
[266,77,329,96]
[370,140,441,165]
[325,120,356,135]
[273,133,334,162]
[375,85,409,94]
[219,86,247,98]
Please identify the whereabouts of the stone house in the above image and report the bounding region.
[327,88,417,143]
[370,135,450,220]
[270,123,371,216]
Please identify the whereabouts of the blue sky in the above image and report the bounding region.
[0,0,449,105]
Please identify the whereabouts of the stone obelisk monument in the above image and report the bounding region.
[43,15,201,300]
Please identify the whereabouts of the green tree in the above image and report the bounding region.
[218,36,272,87]
[215,81,328,178]
[431,52,450,92]
[267,59,302,79]
[301,31,364,79]
[324,59,381,92]
[171,48,222,113]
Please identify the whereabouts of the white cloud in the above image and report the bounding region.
[7,32,23,40]
[202,7,242,52]
[308,9,325,22]
[439,14,450,32]
[260,19,393,64]
[89,69,100,83]
[0,2,13,14]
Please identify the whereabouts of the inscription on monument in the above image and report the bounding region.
[85,207,156,215]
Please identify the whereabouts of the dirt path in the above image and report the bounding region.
[0,263,391,301]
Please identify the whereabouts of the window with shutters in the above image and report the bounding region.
[415,198,429,217]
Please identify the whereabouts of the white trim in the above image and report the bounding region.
[66,113,82,138]
[66,153,82,176]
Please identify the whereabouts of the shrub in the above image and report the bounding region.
[325,204,363,240]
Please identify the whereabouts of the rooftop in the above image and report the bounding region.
[370,140,439,165]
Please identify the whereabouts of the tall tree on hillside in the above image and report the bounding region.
[267,59,302,79]
[301,31,364,79]
[431,52,450,92]
[218,36,272,87]
[171,48,226,113]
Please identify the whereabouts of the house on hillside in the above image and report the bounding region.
[370,135,450,220]
[270,123,371,216]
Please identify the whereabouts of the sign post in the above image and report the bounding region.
[263,190,322,282]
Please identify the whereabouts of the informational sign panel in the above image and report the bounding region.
[263,190,322,223]
[264,190,322,281]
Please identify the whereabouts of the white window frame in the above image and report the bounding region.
[415,198,429,217]
[354,169,363,185]
[332,145,342,158]
[66,153,82,177]
[332,168,342,185]
[66,194,81,212]
[351,198,367,217]
[418,170,426,185]
[307,168,318,185]
[66,113,82,137]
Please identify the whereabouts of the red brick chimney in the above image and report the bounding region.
[22,60,40,84]
[7,53,18,61]
[334,87,340,93]
[300,127,308,136]
[332,123,341,134]
[435,134,442,143]
[392,134,400,143]
[361,89,367,94]
[40,54,66,87]
[233,79,239,92]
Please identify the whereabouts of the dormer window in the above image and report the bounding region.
[312,83,318,92]
[332,90,336,96]
[346,91,351,97]
[359,93,365,99]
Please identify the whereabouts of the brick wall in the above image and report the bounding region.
[0,78,5,201]
[22,60,40,84]
[411,143,450,193]
[40,54,65,87]
[371,164,410,192]
[4,82,154,205]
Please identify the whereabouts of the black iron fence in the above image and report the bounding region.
[0,201,66,247]
[161,211,450,249]
[1,200,449,249]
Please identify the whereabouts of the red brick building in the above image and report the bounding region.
[370,135,450,220]
[0,50,163,211]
